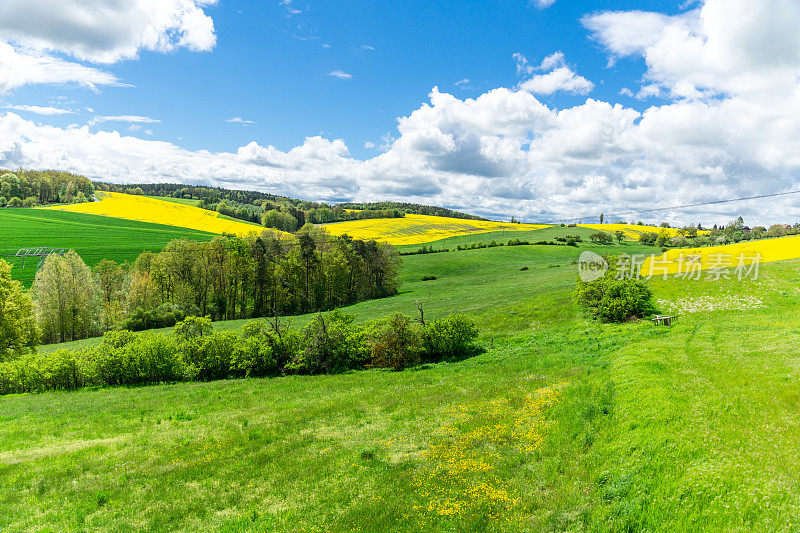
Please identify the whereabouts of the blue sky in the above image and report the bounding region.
[4,1,679,156]
[2,0,800,224]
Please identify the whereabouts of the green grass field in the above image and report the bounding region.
[6,230,800,530]
[146,196,202,207]
[394,225,598,252]
[0,208,215,286]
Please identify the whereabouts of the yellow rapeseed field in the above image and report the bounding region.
[44,192,271,237]
[579,223,686,239]
[322,214,549,245]
[640,235,800,276]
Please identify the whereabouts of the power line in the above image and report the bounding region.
[560,189,800,223]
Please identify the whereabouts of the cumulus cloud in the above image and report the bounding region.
[515,52,594,95]
[533,0,557,8]
[0,0,216,92]
[2,104,75,115]
[0,43,121,94]
[0,0,217,64]
[2,0,800,225]
[583,0,800,99]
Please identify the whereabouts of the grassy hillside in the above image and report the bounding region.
[146,195,202,207]
[0,208,215,286]
[7,233,800,530]
[394,225,598,252]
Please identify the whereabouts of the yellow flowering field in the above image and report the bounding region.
[641,235,800,276]
[322,214,549,245]
[579,223,687,239]
[44,192,270,237]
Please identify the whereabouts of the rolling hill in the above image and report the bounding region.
[44,192,271,237]
[4,232,800,530]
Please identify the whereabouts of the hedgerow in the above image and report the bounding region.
[0,312,480,395]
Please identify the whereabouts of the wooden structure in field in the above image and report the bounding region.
[651,315,677,326]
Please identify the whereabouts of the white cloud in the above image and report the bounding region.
[583,0,800,99]
[454,78,471,89]
[281,0,302,16]
[2,104,75,115]
[226,117,256,125]
[533,0,557,8]
[0,43,121,94]
[89,115,161,126]
[520,66,594,95]
[515,52,594,95]
[0,0,217,64]
[328,70,353,79]
[0,0,216,92]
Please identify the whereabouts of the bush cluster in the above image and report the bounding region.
[574,256,654,323]
[456,240,505,251]
[400,245,450,256]
[555,234,583,246]
[0,313,480,395]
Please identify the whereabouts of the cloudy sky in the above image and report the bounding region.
[1,0,800,224]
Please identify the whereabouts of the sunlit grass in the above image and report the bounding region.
[6,239,800,530]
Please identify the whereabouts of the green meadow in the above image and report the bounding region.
[4,227,800,531]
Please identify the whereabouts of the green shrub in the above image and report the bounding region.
[232,319,300,377]
[421,314,479,363]
[180,331,238,381]
[365,313,423,371]
[0,350,82,393]
[574,273,653,323]
[124,333,183,383]
[174,316,213,341]
[589,232,614,245]
[638,232,658,246]
[288,311,365,374]
[121,304,192,331]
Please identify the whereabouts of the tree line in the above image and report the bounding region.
[0,226,401,349]
[0,170,94,207]
[337,201,487,221]
[98,181,406,229]
[637,217,800,249]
